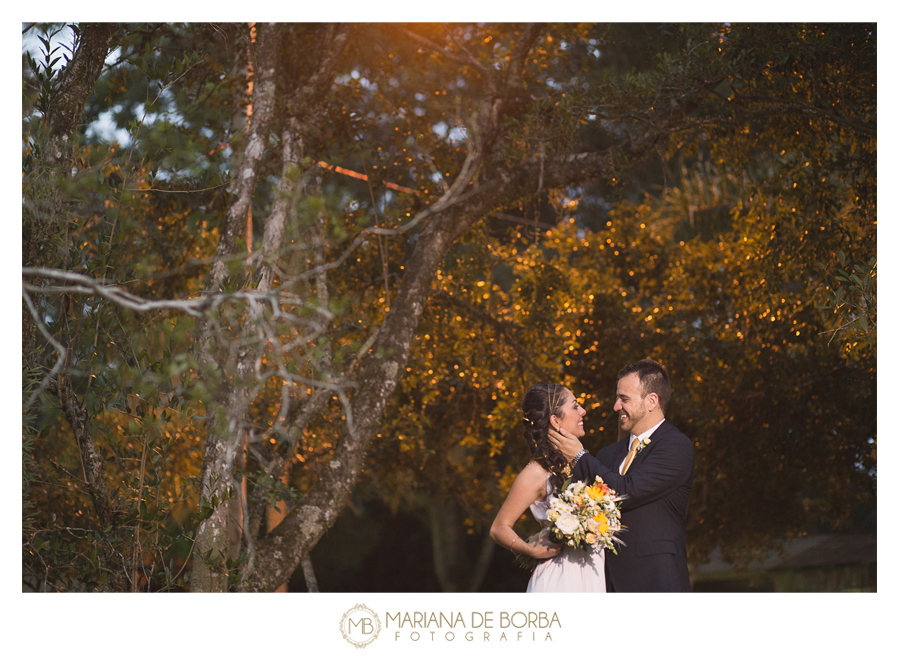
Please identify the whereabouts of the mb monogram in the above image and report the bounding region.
[339,604,382,648]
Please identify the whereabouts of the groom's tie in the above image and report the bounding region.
[621,436,641,474]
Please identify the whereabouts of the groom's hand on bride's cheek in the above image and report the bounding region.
[549,428,582,461]
[547,428,564,450]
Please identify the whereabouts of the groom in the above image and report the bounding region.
[549,359,693,592]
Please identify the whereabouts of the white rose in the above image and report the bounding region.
[554,513,580,536]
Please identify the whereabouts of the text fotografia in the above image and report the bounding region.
[387,611,561,642]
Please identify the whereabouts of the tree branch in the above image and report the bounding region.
[730,92,876,138]
[22,268,332,320]
[505,23,545,87]
[292,24,351,108]
[205,22,282,294]
[401,27,489,77]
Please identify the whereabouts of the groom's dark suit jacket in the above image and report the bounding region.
[573,419,693,592]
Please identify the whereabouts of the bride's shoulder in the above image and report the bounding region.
[519,460,550,485]
[522,460,548,473]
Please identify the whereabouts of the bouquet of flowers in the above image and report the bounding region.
[516,476,625,571]
[547,476,625,553]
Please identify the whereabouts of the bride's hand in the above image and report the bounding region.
[547,427,584,462]
[527,528,563,559]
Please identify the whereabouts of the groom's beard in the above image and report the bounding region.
[618,406,646,435]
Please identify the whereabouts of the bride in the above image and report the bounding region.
[490,382,606,592]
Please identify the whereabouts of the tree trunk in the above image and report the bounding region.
[429,499,495,592]
[191,23,350,592]
[265,464,292,592]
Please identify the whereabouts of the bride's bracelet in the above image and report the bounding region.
[509,536,521,553]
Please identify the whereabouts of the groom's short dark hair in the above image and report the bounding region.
[618,359,671,413]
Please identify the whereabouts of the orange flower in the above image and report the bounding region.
[586,483,609,500]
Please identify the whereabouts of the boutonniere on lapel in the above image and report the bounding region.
[622,436,651,474]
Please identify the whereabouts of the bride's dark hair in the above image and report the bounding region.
[522,382,572,491]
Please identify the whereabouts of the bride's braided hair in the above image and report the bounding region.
[522,382,572,491]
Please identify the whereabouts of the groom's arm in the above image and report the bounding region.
[587,431,693,511]
[549,429,620,487]
[557,428,693,511]
[572,449,614,484]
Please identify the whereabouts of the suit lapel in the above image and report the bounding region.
[631,420,668,470]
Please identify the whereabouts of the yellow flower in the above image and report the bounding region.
[592,515,609,535]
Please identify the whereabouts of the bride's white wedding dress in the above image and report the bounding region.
[526,474,607,593]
